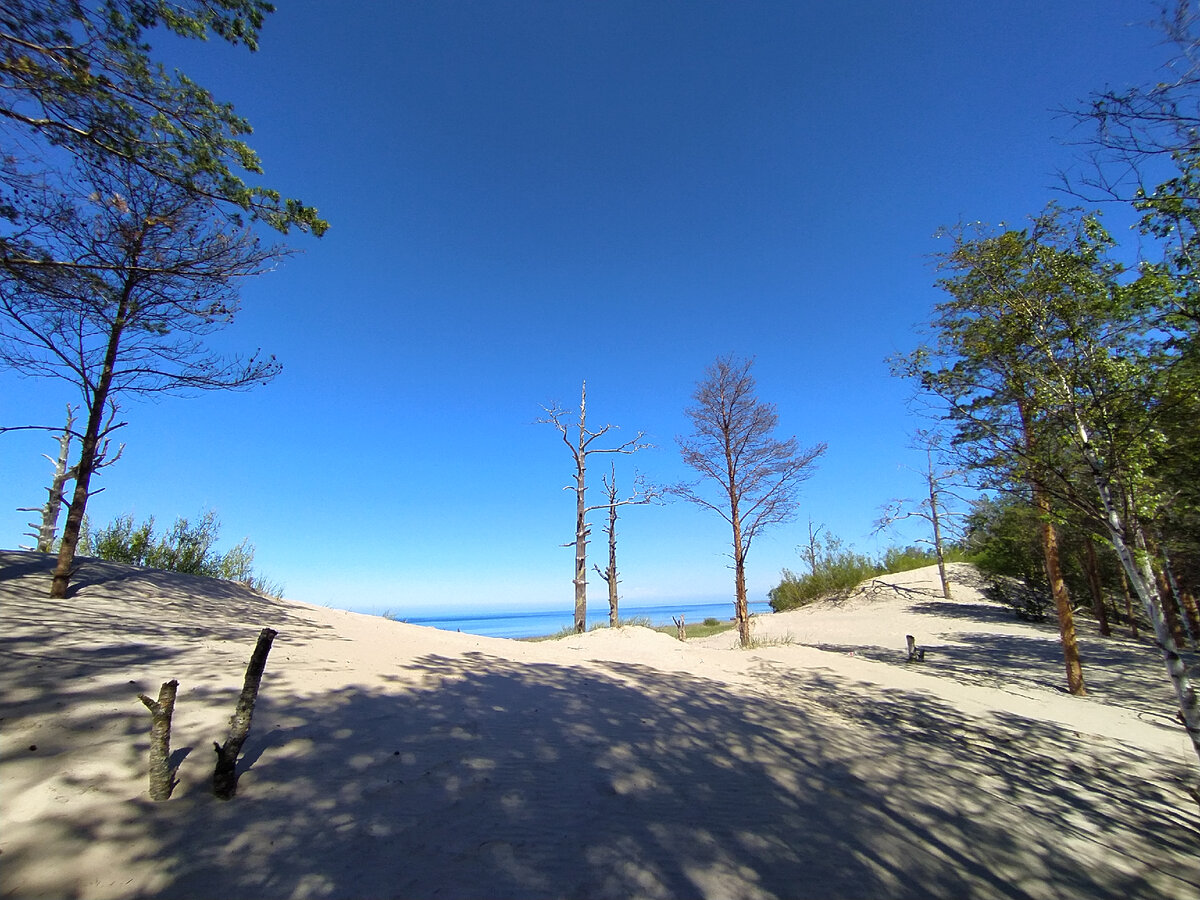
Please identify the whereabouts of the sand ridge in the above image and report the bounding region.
[1,551,1197,899]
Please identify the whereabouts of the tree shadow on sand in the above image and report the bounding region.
[4,651,1196,900]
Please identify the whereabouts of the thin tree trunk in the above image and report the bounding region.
[50,287,132,598]
[138,679,179,801]
[1119,567,1140,639]
[1077,443,1200,769]
[1083,534,1112,637]
[1015,397,1084,694]
[605,497,619,627]
[1156,564,1189,649]
[572,387,589,634]
[27,405,76,553]
[213,627,277,800]
[1035,486,1086,695]
[1159,541,1198,649]
[734,554,750,648]
[1182,593,1200,651]
[926,448,952,599]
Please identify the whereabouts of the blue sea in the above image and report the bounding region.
[393,600,773,639]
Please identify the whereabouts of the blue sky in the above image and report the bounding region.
[0,1,1170,617]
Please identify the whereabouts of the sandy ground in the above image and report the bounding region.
[1,551,1197,900]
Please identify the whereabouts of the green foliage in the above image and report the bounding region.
[768,533,883,611]
[81,509,283,597]
[0,0,326,236]
[881,544,969,573]
[702,617,721,627]
[769,534,973,611]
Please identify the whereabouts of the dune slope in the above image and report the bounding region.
[1,552,1197,899]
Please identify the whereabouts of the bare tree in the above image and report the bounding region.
[14,403,123,552]
[875,430,966,600]
[673,355,826,648]
[1,159,284,598]
[540,382,651,632]
[592,462,657,627]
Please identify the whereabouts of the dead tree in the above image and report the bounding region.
[539,382,651,633]
[138,679,180,801]
[672,615,686,641]
[592,462,656,627]
[213,627,277,800]
[875,431,966,600]
[15,404,123,552]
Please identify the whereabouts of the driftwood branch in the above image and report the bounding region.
[212,627,277,800]
[672,615,687,641]
[138,679,180,801]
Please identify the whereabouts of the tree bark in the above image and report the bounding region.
[1156,564,1188,649]
[572,384,589,634]
[1183,593,1200,651]
[50,284,132,598]
[1035,486,1086,695]
[926,448,952,600]
[24,406,76,553]
[1083,534,1112,637]
[1016,397,1084,695]
[1119,567,1140,639]
[138,679,179,801]
[213,627,277,800]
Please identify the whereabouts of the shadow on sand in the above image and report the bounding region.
[4,650,1197,899]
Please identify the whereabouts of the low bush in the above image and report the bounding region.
[769,534,970,612]
[78,509,283,597]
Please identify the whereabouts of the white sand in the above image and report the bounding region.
[1,552,1197,899]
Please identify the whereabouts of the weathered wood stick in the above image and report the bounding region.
[906,635,925,662]
[672,615,686,641]
[213,627,277,800]
[138,679,179,801]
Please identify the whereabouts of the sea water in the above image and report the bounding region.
[394,600,773,640]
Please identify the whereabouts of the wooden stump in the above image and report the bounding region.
[672,615,686,641]
[213,627,277,800]
[906,635,925,662]
[138,679,179,801]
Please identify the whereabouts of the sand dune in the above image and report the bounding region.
[1,551,1197,899]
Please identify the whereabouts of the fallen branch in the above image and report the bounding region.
[213,627,277,800]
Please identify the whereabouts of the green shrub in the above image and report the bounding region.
[80,509,283,597]
[769,533,883,612]
[702,617,721,627]
[880,544,969,574]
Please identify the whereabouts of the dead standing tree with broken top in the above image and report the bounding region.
[540,382,651,633]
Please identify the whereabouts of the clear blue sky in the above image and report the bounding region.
[0,1,1169,617]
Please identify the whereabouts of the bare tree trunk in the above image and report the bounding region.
[733,539,751,648]
[1183,593,1200,650]
[213,627,277,800]
[19,406,76,553]
[138,679,179,801]
[1035,486,1086,695]
[1156,564,1189,649]
[1119,567,1140,639]
[51,287,131,598]
[594,463,621,627]
[1083,534,1112,637]
[926,448,952,600]
[1159,540,1198,649]
[1016,397,1084,695]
